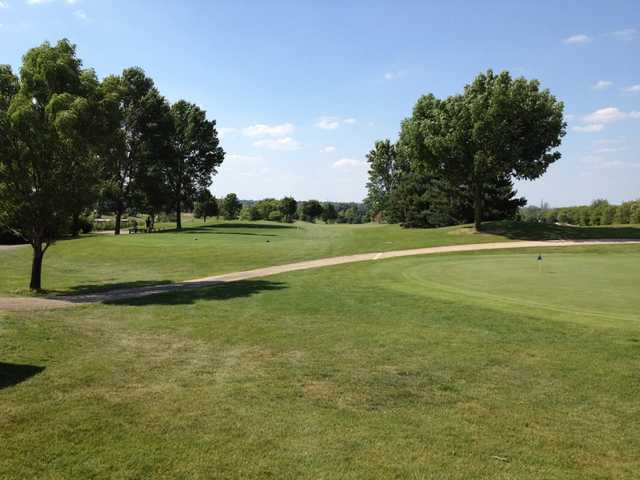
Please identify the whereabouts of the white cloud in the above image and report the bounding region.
[595,160,640,169]
[592,80,613,90]
[0,1,8,8]
[593,137,626,146]
[321,146,336,153]
[218,127,238,139]
[315,117,340,130]
[572,124,604,133]
[623,84,640,93]
[609,28,637,41]
[564,34,591,45]
[225,154,271,178]
[582,107,640,124]
[72,8,87,20]
[332,158,365,169]
[252,137,301,151]
[26,0,54,4]
[596,147,626,153]
[227,154,263,163]
[314,116,357,130]
[65,0,79,3]
[384,70,407,81]
[242,122,294,137]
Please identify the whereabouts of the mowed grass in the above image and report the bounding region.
[2,245,639,479]
[1,219,639,296]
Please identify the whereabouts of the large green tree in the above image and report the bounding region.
[301,200,323,222]
[321,203,338,223]
[409,70,565,230]
[193,190,218,222]
[222,193,241,220]
[279,196,297,223]
[364,139,397,220]
[167,100,224,230]
[99,68,173,234]
[0,40,102,290]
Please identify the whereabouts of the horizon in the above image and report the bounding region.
[2,0,638,207]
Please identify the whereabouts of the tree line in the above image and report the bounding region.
[193,194,368,224]
[0,40,224,290]
[365,70,566,229]
[520,199,640,226]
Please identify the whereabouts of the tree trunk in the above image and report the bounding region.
[114,203,122,235]
[176,201,182,230]
[29,242,44,291]
[71,211,81,236]
[473,182,483,231]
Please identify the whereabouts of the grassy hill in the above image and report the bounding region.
[2,244,639,478]
[1,219,639,295]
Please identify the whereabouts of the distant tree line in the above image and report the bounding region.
[0,40,224,289]
[193,195,368,224]
[365,70,566,229]
[519,199,640,226]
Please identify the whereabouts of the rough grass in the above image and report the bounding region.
[1,245,639,479]
[1,219,639,296]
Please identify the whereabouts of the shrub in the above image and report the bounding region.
[0,225,26,244]
[268,210,283,222]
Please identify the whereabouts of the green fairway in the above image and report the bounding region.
[1,219,639,296]
[2,245,639,479]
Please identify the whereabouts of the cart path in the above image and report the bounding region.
[1,238,638,311]
[0,244,29,251]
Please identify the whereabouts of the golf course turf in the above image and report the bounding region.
[1,231,639,478]
[1,219,639,296]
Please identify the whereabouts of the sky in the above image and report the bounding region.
[1,0,639,206]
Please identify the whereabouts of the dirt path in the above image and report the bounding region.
[1,239,638,311]
[0,244,29,251]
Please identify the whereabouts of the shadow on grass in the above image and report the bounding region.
[480,221,640,241]
[50,280,174,297]
[0,362,45,390]
[100,279,287,307]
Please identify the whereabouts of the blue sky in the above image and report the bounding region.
[1,0,639,206]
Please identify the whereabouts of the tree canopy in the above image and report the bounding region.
[367,70,565,229]
[167,100,224,230]
[0,39,226,290]
[0,40,103,289]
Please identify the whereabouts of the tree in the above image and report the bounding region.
[408,70,565,230]
[279,196,297,223]
[0,40,102,290]
[301,200,323,222]
[364,139,397,221]
[222,193,241,220]
[99,67,173,234]
[193,190,218,222]
[254,198,280,220]
[321,203,338,223]
[167,100,224,230]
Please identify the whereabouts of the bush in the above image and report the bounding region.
[268,210,283,222]
[0,225,26,245]
[156,212,177,223]
[79,216,93,234]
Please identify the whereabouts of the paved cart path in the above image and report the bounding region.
[1,239,638,311]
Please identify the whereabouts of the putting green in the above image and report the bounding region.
[397,252,640,322]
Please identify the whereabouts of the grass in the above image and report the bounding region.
[1,219,639,295]
[1,244,639,478]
